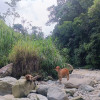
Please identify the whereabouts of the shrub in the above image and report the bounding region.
[39,38,66,77]
[9,38,66,78]
[9,40,40,78]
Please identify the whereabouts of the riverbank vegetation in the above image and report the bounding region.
[0,20,66,78]
[0,0,100,78]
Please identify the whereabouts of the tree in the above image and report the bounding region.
[88,0,100,33]
[13,24,27,34]
[2,0,21,24]
[85,33,100,68]
[47,0,91,25]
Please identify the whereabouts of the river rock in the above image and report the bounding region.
[12,98,30,100]
[89,80,98,87]
[0,96,6,100]
[36,84,50,96]
[0,94,14,100]
[71,96,84,100]
[64,88,77,96]
[78,84,94,92]
[47,86,69,100]
[12,79,35,98]
[27,93,48,100]
[64,83,79,89]
[0,63,13,78]
[0,76,17,95]
[3,94,14,100]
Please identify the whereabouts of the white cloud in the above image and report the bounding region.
[0,0,10,13]
[0,0,57,37]
[16,0,57,37]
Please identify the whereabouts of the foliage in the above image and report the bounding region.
[50,0,100,69]
[85,33,100,68]
[0,20,23,67]
[13,24,27,35]
[9,40,40,78]
[88,0,100,19]
[47,0,93,25]
[0,19,67,78]
[9,38,66,78]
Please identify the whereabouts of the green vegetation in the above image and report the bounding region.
[0,0,100,78]
[9,39,65,78]
[48,0,100,69]
[0,20,66,78]
[0,20,23,67]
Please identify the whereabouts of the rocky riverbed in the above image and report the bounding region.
[1,69,100,100]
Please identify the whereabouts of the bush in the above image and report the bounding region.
[9,40,40,78]
[9,38,66,78]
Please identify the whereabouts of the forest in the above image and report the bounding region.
[0,0,100,78]
[48,0,100,69]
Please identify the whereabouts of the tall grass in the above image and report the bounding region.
[9,40,40,77]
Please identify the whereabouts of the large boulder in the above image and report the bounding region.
[27,93,48,100]
[36,82,65,96]
[0,76,17,95]
[12,79,36,98]
[47,86,69,100]
[0,63,13,78]
[36,84,51,96]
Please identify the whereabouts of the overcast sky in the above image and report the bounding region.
[0,0,57,37]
